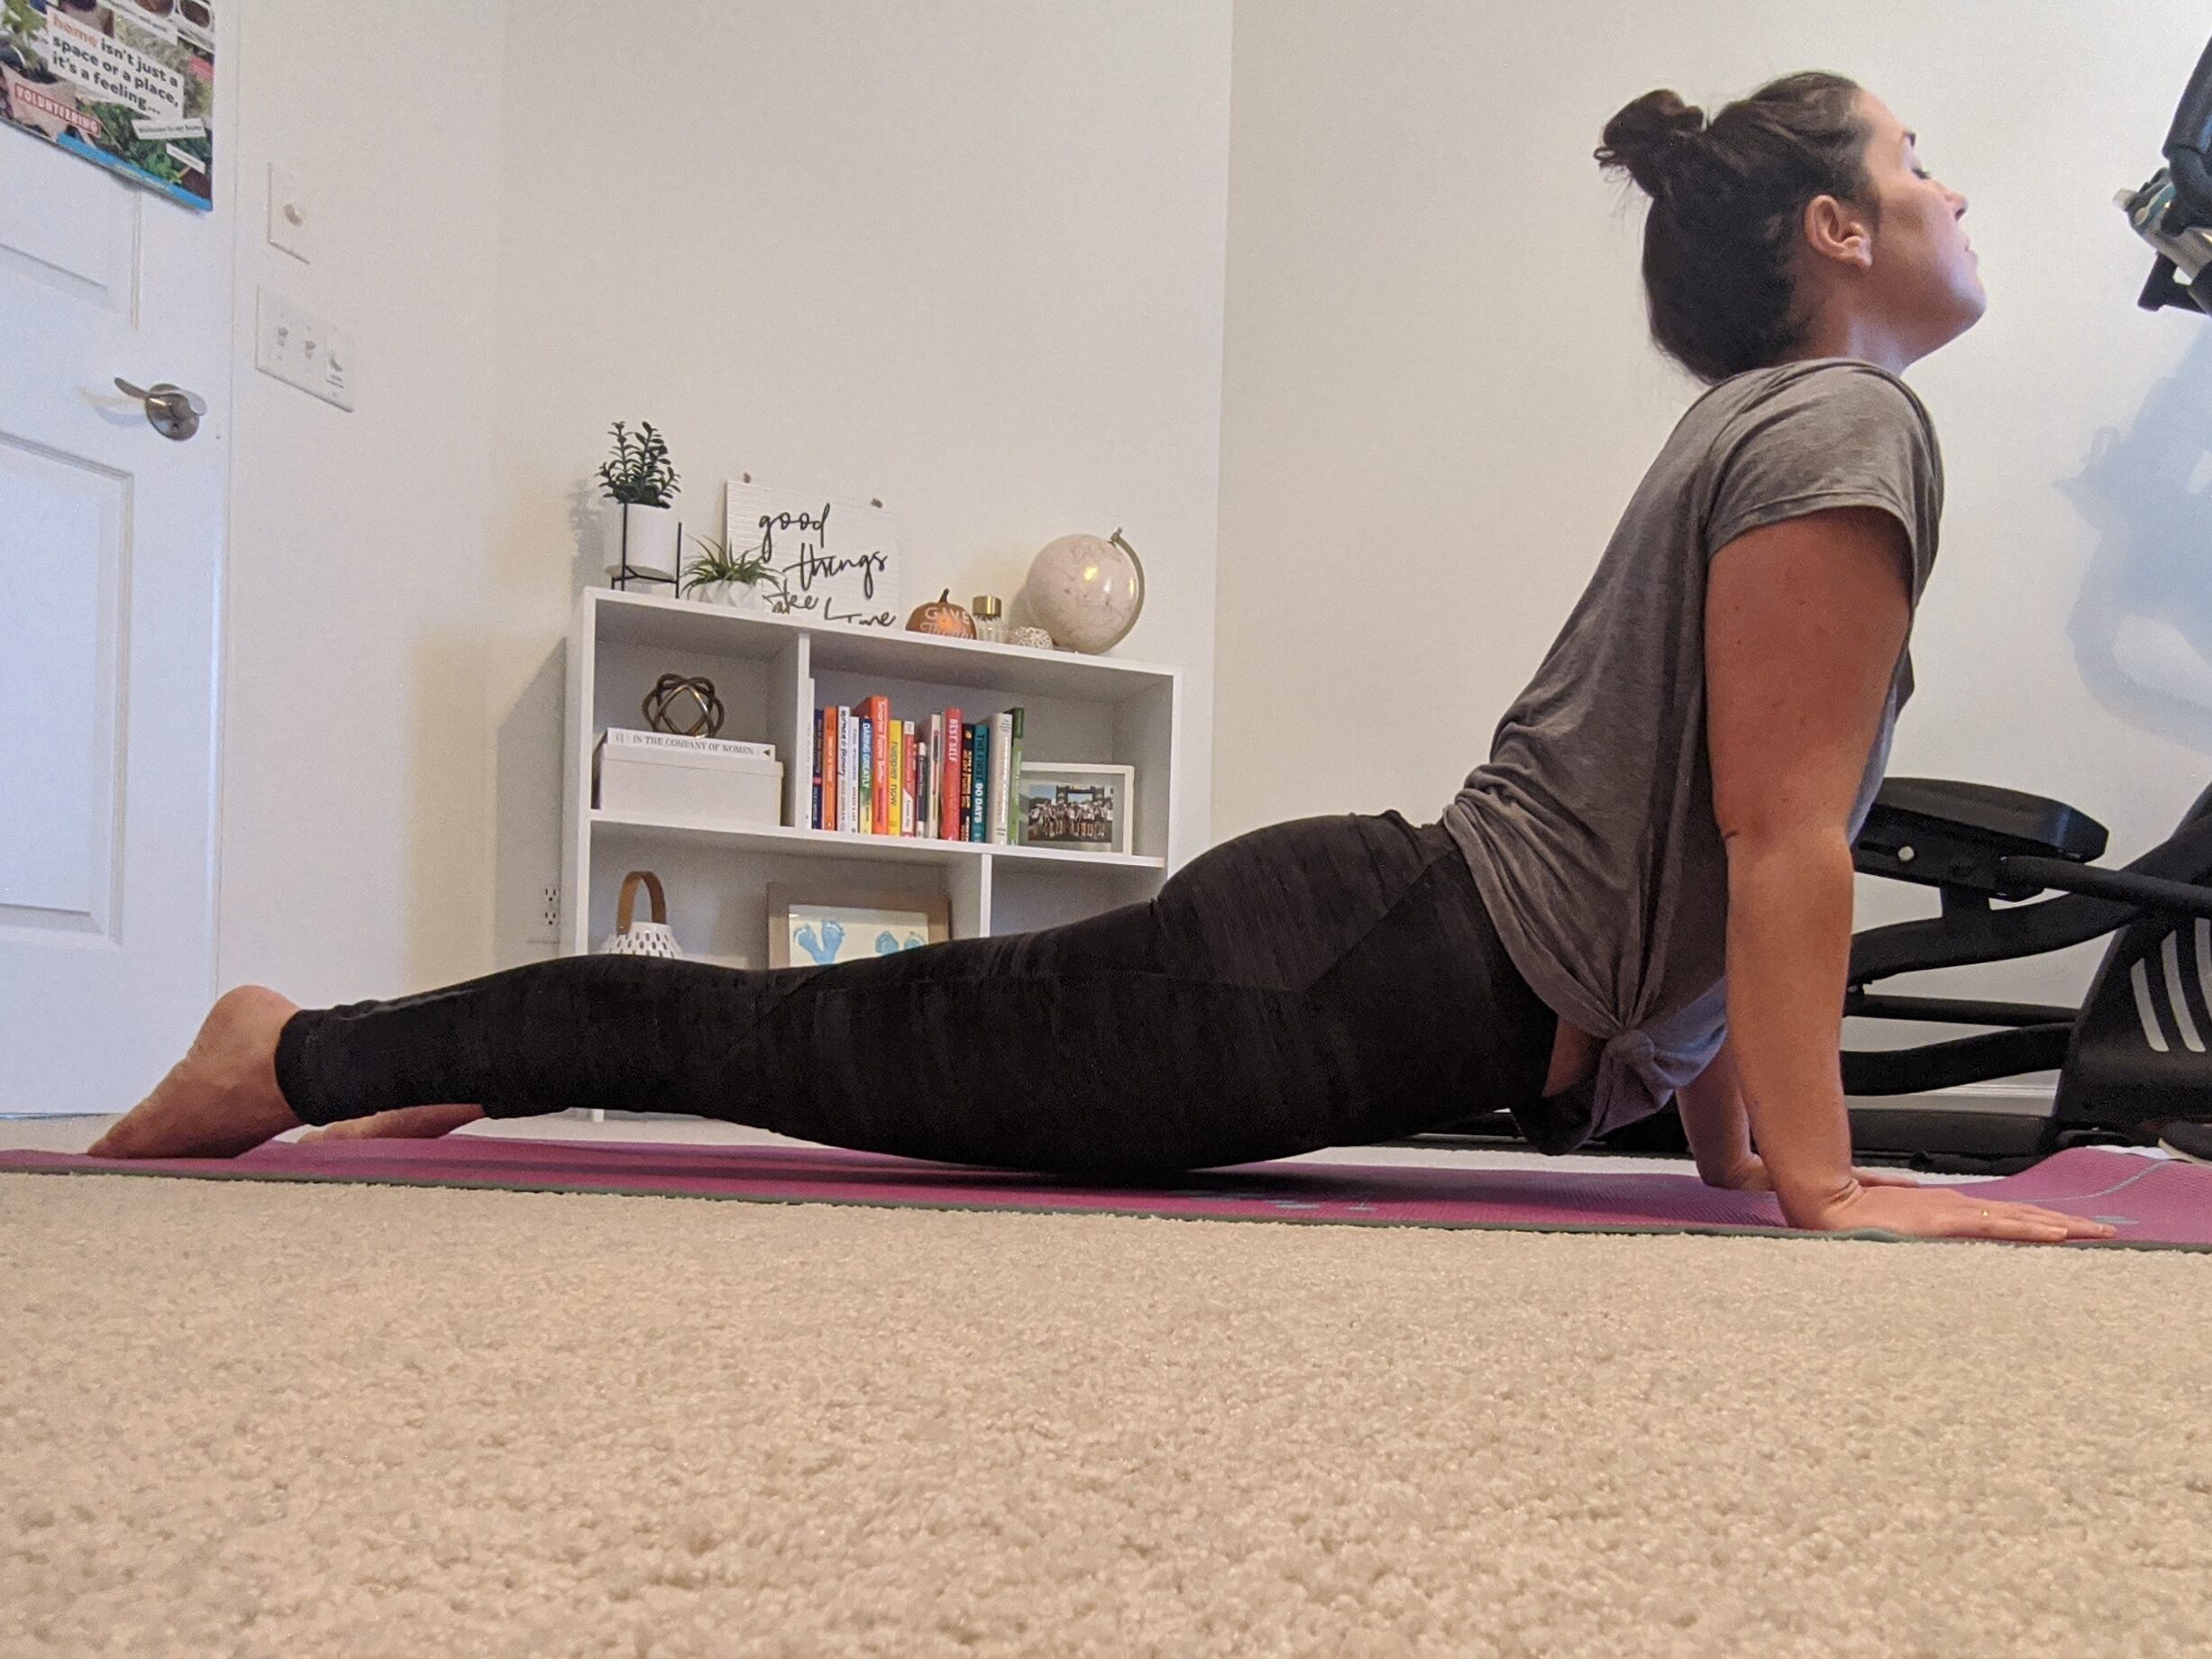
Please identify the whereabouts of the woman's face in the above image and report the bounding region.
[1843,92,1988,356]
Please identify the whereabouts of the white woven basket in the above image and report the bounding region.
[598,870,684,959]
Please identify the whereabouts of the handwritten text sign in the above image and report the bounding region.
[724,479,902,629]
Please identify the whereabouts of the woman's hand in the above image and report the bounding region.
[1703,1154,1921,1194]
[1787,1179,2117,1244]
[1705,1158,2115,1241]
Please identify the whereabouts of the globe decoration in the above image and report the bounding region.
[1019,529,1146,654]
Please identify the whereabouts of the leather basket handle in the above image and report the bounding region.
[615,870,669,934]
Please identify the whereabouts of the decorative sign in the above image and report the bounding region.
[0,0,215,210]
[723,479,902,630]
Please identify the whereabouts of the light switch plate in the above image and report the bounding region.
[267,162,313,261]
[254,287,355,411]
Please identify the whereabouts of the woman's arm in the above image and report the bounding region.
[1677,1040,1756,1187]
[1706,506,1904,1219]
[1678,1037,1920,1192]
[1704,508,2109,1242]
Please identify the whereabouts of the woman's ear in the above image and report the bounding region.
[1801,194,1875,271]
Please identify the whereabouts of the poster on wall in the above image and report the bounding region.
[724,479,903,629]
[0,0,215,210]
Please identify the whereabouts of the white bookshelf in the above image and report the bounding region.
[562,588,1183,963]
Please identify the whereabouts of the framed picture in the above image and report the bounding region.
[767,883,950,968]
[1016,762,1135,855]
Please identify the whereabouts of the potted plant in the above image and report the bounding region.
[681,533,784,613]
[598,420,682,593]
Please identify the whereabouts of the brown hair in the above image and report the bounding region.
[1595,72,1875,382]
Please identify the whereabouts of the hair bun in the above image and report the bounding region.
[1595,88,1707,196]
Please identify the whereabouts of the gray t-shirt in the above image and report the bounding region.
[1440,358,1943,1152]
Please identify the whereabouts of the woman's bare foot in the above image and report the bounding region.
[87,985,304,1160]
[297,1103,487,1144]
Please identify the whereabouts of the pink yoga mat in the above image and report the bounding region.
[3,1138,2207,1247]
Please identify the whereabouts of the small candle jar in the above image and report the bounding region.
[969,594,1009,644]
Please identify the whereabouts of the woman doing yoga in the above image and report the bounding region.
[91,72,2114,1244]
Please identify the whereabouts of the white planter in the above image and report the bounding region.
[604,502,682,591]
[683,579,770,613]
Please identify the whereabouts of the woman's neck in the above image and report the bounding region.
[1778,311,1918,377]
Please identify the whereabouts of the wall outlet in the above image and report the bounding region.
[539,883,562,939]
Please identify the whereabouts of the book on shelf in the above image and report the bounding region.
[858,708,874,832]
[1007,706,1024,846]
[902,721,919,836]
[602,727,776,761]
[864,694,889,834]
[961,720,978,840]
[838,706,858,834]
[811,694,1031,843]
[928,712,946,836]
[938,707,960,839]
[988,711,1011,843]
[871,703,889,835]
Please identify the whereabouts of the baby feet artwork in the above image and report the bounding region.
[793,917,845,964]
[793,916,927,964]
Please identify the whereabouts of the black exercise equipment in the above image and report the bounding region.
[1842,778,2212,1157]
[2120,32,2212,317]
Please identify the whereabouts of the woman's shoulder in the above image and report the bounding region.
[1689,356,1937,440]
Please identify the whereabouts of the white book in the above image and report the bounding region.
[989,712,1013,843]
[837,706,858,834]
[604,727,776,762]
[900,720,916,836]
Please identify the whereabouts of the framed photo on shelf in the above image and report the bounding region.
[767,883,951,968]
[1015,762,1135,855]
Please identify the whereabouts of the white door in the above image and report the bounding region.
[0,121,233,1115]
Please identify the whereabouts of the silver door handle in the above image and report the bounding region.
[114,378,206,442]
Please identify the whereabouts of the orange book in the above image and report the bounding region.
[869,695,891,834]
[818,706,836,829]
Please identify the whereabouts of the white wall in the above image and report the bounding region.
[482,0,1232,962]
[1213,2,2212,1060]
[215,1,506,1004]
[213,2,1231,998]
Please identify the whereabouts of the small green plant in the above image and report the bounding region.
[682,535,798,610]
[681,533,776,595]
[597,421,679,508]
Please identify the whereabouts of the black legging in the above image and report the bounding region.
[274,811,1558,1177]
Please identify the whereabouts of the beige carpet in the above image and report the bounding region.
[4,1171,2210,1659]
